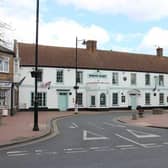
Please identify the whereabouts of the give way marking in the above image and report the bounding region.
[127,129,160,138]
[83,130,109,141]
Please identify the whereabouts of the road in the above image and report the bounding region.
[1,112,168,168]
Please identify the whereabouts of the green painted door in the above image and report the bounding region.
[130,95,137,110]
[58,92,68,111]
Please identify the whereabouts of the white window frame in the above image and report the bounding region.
[112,93,118,106]
[131,73,136,85]
[77,71,83,84]
[145,74,150,86]
[77,92,83,106]
[159,75,164,86]
[31,92,47,107]
[56,70,64,83]
[159,93,164,105]
[100,93,106,106]
[0,57,9,73]
[112,72,119,85]
[145,93,151,105]
[90,95,96,107]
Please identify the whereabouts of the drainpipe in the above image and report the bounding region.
[10,82,14,116]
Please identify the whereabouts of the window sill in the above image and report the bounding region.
[90,105,96,107]
[0,71,9,74]
[112,104,119,106]
[100,105,106,107]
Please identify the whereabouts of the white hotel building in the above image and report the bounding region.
[16,40,168,111]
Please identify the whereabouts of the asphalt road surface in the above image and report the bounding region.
[1,112,168,168]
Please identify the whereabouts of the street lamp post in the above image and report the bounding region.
[74,37,86,114]
[74,37,79,114]
[33,0,40,131]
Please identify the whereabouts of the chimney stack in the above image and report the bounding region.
[156,47,163,57]
[86,40,97,52]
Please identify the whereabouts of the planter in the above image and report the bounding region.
[2,109,8,116]
[137,106,144,118]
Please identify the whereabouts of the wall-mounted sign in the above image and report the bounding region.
[88,73,107,78]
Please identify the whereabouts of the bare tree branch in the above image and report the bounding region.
[0,20,12,48]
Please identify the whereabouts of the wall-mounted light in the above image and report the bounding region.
[123,77,127,81]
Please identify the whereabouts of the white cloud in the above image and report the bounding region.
[57,0,168,20]
[112,33,143,43]
[140,27,168,51]
[0,0,110,48]
[39,19,110,47]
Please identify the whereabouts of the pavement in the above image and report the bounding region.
[118,110,168,128]
[0,110,168,149]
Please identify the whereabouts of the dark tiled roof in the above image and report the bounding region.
[0,45,14,55]
[18,42,168,73]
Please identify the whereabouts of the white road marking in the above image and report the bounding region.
[83,130,109,141]
[88,122,105,130]
[44,151,58,155]
[69,122,79,128]
[163,142,168,145]
[142,143,163,148]
[7,150,29,157]
[93,148,115,152]
[65,150,87,154]
[116,143,138,150]
[115,145,134,148]
[104,122,126,128]
[90,146,114,152]
[35,149,43,153]
[72,122,79,128]
[7,153,29,157]
[7,150,28,154]
[64,147,88,154]
[64,147,85,151]
[120,146,139,150]
[115,133,147,148]
[90,146,109,150]
[127,129,160,138]
[69,126,76,128]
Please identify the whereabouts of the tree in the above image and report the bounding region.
[0,21,12,47]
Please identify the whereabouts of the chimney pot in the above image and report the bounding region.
[156,47,163,57]
[86,40,97,52]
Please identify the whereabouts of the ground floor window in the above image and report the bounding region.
[0,90,6,106]
[100,93,106,106]
[77,93,83,106]
[91,96,96,106]
[121,95,126,103]
[112,93,118,105]
[31,92,47,107]
[159,93,164,105]
[145,93,151,105]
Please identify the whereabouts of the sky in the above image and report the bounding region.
[1,0,168,55]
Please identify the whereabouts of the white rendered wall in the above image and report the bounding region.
[19,66,168,110]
